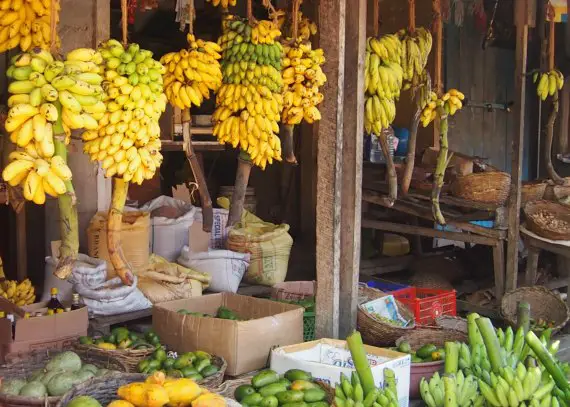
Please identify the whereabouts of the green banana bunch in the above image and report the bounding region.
[334,371,398,407]
[534,69,564,101]
[397,27,432,89]
[421,371,482,407]
[478,364,545,407]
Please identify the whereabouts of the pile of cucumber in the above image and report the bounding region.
[234,369,328,407]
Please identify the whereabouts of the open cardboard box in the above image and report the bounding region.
[153,293,304,375]
[0,297,88,362]
[271,339,411,407]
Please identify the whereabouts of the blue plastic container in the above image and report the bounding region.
[394,127,410,157]
[367,279,409,292]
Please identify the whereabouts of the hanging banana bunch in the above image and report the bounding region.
[0,0,61,52]
[161,34,223,109]
[206,0,237,7]
[364,34,404,135]
[533,69,564,101]
[82,40,166,184]
[213,16,284,170]
[398,27,432,90]
[420,88,464,128]
[272,9,317,43]
[2,47,104,205]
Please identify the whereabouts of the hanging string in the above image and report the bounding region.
[291,0,301,41]
[121,0,128,47]
[246,0,254,22]
[433,0,443,95]
[547,2,555,71]
[408,0,416,33]
[49,0,58,53]
[188,0,195,35]
[373,0,379,37]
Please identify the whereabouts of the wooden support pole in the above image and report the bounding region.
[315,0,346,339]
[505,0,530,293]
[338,0,367,339]
[432,0,443,147]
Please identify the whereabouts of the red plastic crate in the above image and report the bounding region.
[392,286,456,325]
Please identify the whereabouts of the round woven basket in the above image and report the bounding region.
[0,348,127,407]
[524,200,570,240]
[395,327,467,351]
[434,315,467,333]
[55,373,240,407]
[73,343,155,373]
[521,181,547,205]
[501,286,570,334]
[357,284,415,347]
[451,171,511,205]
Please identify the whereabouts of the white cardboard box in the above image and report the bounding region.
[270,339,411,407]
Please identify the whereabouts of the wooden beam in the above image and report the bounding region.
[361,218,499,246]
[315,0,346,339]
[506,0,530,292]
[16,209,26,282]
[338,0,366,339]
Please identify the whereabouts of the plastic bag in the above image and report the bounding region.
[178,246,249,293]
[140,196,197,261]
[193,207,230,249]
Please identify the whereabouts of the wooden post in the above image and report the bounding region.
[505,0,530,293]
[338,0,367,338]
[432,0,443,147]
[315,0,346,338]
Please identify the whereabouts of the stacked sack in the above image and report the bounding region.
[2,47,104,204]
[81,40,166,184]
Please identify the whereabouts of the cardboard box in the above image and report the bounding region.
[270,339,411,407]
[153,293,304,375]
[0,297,89,362]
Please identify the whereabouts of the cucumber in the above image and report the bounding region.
[252,370,280,389]
[276,390,305,404]
[259,383,288,397]
[303,388,326,402]
[242,392,263,406]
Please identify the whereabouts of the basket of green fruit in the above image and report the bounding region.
[136,348,227,388]
[0,348,127,407]
[74,328,160,373]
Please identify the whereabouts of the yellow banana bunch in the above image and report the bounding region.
[0,278,35,306]
[81,40,166,184]
[534,69,564,101]
[161,34,222,110]
[2,47,104,202]
[364,33,404,134]
[0,256,4,279]
[420,89,465,128]
[0,0,61,53]
[213,16,283,170]
[272,8,318,42]
[206,0,237,7]
[281,40,326,125]
[398,27,432,88]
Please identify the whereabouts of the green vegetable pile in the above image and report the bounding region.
[234,369,328,407]
[0,351,120,398]
[137,348,219,381]
[394,341,445,363]
[78,327,160,350]
[177,306,245,320]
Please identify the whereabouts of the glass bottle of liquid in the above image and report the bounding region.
[47,288,63,311]
[70,293,83,310]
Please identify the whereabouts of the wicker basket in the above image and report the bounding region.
[434,315,467,333]
[521,181,547,205]
[395,327,468,350]
[501,286,570,334]
[73,343,155,373]
[357,284,415,347]
[55,373,240,407]
[0,348,127,407]
[524,200,570,240]
[451,171,511,205]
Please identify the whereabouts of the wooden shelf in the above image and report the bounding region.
[161,140,225,152]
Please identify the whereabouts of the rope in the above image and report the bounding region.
[49,0,58,53]
[188,0,194,35]
[433,0,443,95]
[291,0,301,41]
[373,0,379,36]
[246,0,254,22]
[408,0,416,33]
[121,0,128,47]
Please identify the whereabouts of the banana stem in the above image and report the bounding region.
[227,152,253,227]
[283,124,298,165]
[432,105,448,225]
[52,103,78,280]
[107,177,134,286]
[378,131,397,206]
[402,107,421,195]
[182,109,212,232]
[545,93,565,185]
